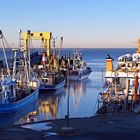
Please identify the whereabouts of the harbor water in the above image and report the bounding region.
[0,48,137,127]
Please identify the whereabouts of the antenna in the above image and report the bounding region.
[18,29,22,49]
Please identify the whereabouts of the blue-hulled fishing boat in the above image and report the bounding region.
[0,100,38,128]
[0,30,40,114]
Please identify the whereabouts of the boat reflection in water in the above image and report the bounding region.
[38,89,66,120]
[0,100,38,128]
[72,80,86,110]
[0,81,88,128]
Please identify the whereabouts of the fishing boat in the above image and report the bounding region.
[20,31,66,91]
[39,69,66,91]
[98,39,140,114]
[0,100,38,128]
[69,49,92,80]
[105,39,140,86]
[0,30,40,114]
[97,70,139,114]
[28,34,66,91]
[34,52,66,91]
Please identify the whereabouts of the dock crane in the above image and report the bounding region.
[137,39,140,53]
[22,30,52,61]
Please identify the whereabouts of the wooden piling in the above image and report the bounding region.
[134,75,139,104]
[125,78,130,110]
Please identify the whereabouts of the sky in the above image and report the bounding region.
[0,0,140,48]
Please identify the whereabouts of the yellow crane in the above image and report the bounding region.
[137,38,140,53]
[23,30,52,61]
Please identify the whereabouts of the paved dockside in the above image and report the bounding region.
[1,112,140,140]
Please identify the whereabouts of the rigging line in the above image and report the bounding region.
[41,39,45,54]
[3,36,14,59]
[92,69,106,116]
[30,39,33,55]
[3,36,12,48]
[1,38,10,75]
[27,34,31,79]
[3,36,14,60]
[93,91,100,116]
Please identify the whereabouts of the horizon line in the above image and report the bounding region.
[2,47,138,49]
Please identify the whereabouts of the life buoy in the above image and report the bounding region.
[133,73,138,77]
[114,72,119,77]
[83,62,87,66]
[106,80,110,85]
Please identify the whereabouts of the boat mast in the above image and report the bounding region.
[0,30,10,76]
[52,37,57,70]
[53,37,56,55]
[24,51,29,83]
[12,49,17,80]
[23,30,31,83]
[12,30,22,80]
[27,30,31,79]
[58,37,63,60]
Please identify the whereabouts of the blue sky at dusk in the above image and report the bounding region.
[0,0,140,48]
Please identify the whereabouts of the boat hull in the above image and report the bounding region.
[0,89,39,114]
[0,101,38,128]
[39,79,66,91]
[69,73,90,80]
[70,68,92,80]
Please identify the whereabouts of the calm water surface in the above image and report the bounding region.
[0,48,137,127]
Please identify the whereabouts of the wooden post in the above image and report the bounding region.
[101,69,104,89]
[125,78,130,110]
[66,66,70,128]
[134,75,139,104]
